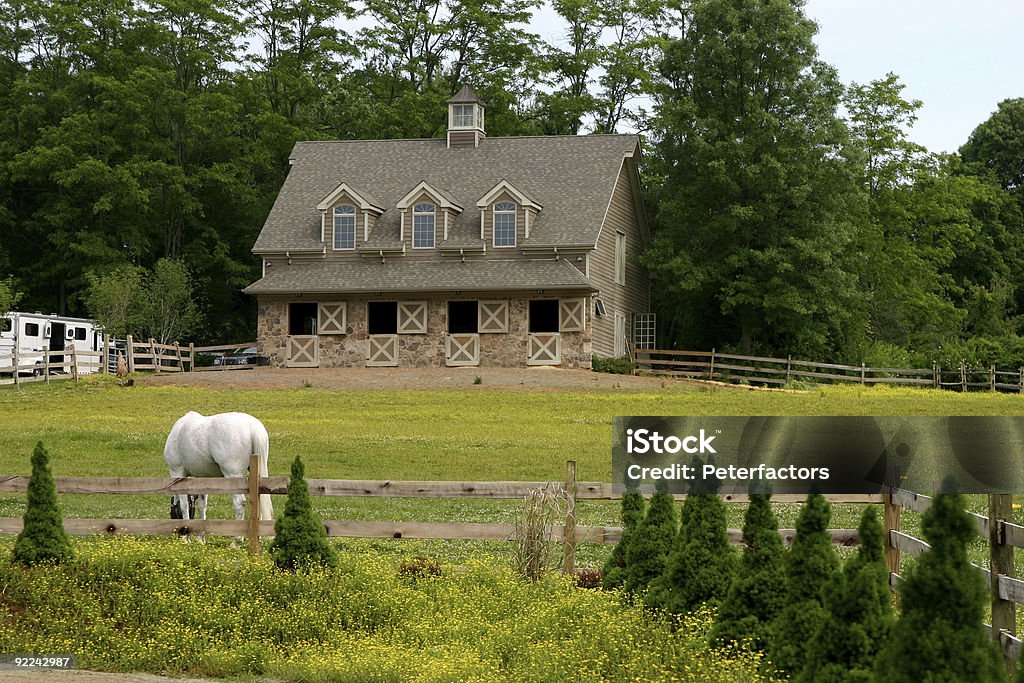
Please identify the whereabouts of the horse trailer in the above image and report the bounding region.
[0,312,104,375]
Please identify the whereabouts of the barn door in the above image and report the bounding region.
[559,298,585,332]
[527,333,560,365]
[397,301,427,334]
[446,334,480,366]
[318,302,347,335]
[287,335,319,367]
[366,335,398,367]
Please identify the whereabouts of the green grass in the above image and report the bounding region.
[1,376,1022,567]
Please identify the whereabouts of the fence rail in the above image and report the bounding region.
[887,488,1021,664]
[1,462,1017,662]
[635,348,1024,393]
[0,337,259,387]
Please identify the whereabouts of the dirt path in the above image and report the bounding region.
[142,366,700,392]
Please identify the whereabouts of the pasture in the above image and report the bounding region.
[2,375,1024,679]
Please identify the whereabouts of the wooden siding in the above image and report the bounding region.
[589,159,650,358]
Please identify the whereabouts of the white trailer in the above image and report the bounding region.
[0,312,104,375]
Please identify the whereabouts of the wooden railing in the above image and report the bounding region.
[635,348,1024,393]
[0,346,103,387]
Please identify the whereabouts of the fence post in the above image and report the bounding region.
[12,345,19,390]
[101,334,110,375]
[70,344,79,382]
[960,362,967,392]
[248,453,261,556]
[1020,367,1023,394]
[563,459,577,575]
[990,365,996,392]
[188,343,195,372]
[934,363,939,389]
[44,348,50,384]
[860,362,866,385]
[174,342,184,372]
[989,493,1015,670]
[786,355,792,384]
[884,465,901,594]
[150,338,159,374]
[126,335,135,373]
[708,348,716,381]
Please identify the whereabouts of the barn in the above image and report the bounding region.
[244,85,652,368]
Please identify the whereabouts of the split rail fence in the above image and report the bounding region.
[0,338,258,386]
[1,460,1019,664]
[635,348,1024,393]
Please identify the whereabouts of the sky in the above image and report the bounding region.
[804,0,1024,154]
[530,0,1024,154]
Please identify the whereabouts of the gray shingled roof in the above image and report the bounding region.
[253,135,640,253]
[243,258,597,295]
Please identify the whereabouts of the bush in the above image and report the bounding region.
[646,468,736,615]
[11,442,73,567]
[874,482,1004,682]
[268,456,338,570]
[711,485,786,652]
[602,479,645,590]
[592,354,636,375]
[769,493,840,677]
[799,506,893,682]
[623,480,677,595]
[0,539,772,681]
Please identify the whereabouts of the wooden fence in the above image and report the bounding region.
[885,488,1022,664]
[635,348,1024,393]
[1,460,1018,662]
[0,338,258,386]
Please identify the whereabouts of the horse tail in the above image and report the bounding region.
[251,419,274,521]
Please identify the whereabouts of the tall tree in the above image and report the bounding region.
[644,0,866,357]
[874,483,1004,682]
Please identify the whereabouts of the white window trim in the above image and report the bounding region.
[614,231,627,285]
[493,201,517,248]
[332,205,357,251]
[412,203,436,249]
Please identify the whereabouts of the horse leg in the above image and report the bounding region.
[230,493,247,546]
[195,494,208,543]
[173,492,192,543]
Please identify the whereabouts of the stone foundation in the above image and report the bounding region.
[257,295,592,369]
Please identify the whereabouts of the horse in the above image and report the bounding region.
[163,411,274,526]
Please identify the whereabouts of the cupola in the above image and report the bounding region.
[446,84,485,148]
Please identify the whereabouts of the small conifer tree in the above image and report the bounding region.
[603,477,646,589]
[269,456,338,570]
[799,505,893,682]
[874,483,1004,682]
[711,484,786,651]
[770,492,840,677]
[646,462,736,613]
[623,478,677,595]
[12,442,74,566]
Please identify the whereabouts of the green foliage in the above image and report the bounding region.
[960,98,1024,195]
[769,493,840,677]
[645,0,865,357]
[0,539,772,681]
[711,487,786,651]
[602,479,646,589]
[799,506,893,682]
[268,456,338,570]
[11,442,73,567]
[646,468,736,614]
[85,265,146,339]
[874,484,1004,682]
[623,480,677,594]
[592,354,637,375]
[0,276,22,317]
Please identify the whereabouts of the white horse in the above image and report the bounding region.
[164,411,274,524]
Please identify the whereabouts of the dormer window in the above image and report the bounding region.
[413,203,436,248]
[333,204,356,250]
[494,201,517,247]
